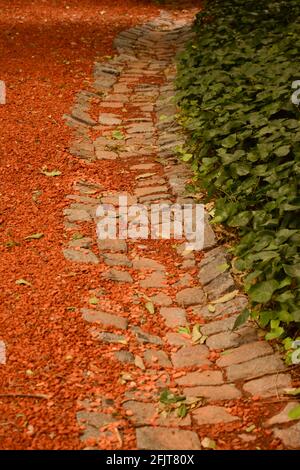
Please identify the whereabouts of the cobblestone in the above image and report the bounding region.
[226,355,285,382]
[243,373,291,397]
[123,401,191,427]
[160,307,187,327]
[82,308,128,330]
[273,423,300,449]
[184,384,241,401]
[144,349,172,367]
[176,287,206,307]
[216,341,273,367]
[102,268,133,283]
[176,370,224,387]
[136,427,201,450]
[171,345,211,368]
[192,405,239,425]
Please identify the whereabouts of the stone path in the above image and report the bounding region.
[62,12,298,450]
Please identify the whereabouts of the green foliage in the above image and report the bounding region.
[176,0,300,339]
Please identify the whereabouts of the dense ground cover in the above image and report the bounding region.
[176,0,300,354]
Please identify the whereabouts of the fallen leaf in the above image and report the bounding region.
[112,130,125,140]
[245,424,256,432]
[217,262,229,273]
[232,308,250,331]
[89,296,99,305]
[177,403,188,418]
[135,173,156,180]
[211,290,239,304]
[178,326,191,336]
[25,233,44,240]
[134,355,145,370]
[16,278,32,287]
[201,437,216,449]
[120,373,132,382]
[192,324,202,344]
[41,169,61,177]
[283,388,300,396]
[145,301,155,315]
[288,405,300,420]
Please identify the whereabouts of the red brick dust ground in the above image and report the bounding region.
[0,0,201,450]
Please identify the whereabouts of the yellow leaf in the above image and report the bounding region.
[211,290,239,305]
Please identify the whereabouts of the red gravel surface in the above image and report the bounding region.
[0,0,176,450]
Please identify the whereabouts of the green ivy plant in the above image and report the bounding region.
[176,0,300,348]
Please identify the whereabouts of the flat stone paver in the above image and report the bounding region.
[176,287,206,306]
[63,249,99,264]
[171,345,211,368]
[102,268,133,283]
[226,355,285,382]
[242,373,292,397]
[160,307,187,327]
[150,292,172,306]
[266,402,299,426]
[176,370,224,387]
[273,423,300,449]
[192,405,240,425]
[82,308,128,330]
[140,271,166,288]
[136,427,201,450]
[216,341,273,367]
[183,384,241,401]
[0,341,6,365]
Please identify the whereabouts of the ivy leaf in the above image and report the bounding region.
[228,211,252,227]
[283,264,300,278]
[248,280,279,303]
[232,309,250,331]
[265,326,284,341]
[221,134,237,149]
[274,145,290,157]
[177,403,188,418]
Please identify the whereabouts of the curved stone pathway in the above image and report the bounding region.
[62,11,299,450]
